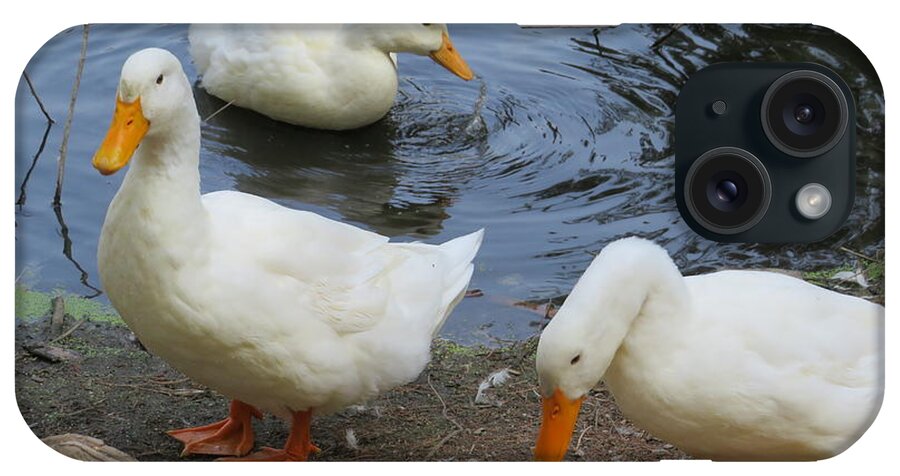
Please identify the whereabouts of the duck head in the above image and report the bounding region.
[533,314,604,462]
[352,24,474,81]
[533,238,670,461]
[92,48,196,175]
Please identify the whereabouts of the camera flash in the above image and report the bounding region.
[795,183,832,220]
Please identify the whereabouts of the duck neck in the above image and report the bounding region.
[118,106,206,232]
[560,240,690,373]
[343,25,435,55]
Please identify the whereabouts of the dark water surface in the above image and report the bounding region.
[15,24,884,345]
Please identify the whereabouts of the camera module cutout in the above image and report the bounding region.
[675,63,856,243]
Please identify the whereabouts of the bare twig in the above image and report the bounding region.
[50,295,66,337]
[427,374,463,431]
[147,377,191,386]
[513,336,540,372]
[651,24,684,49]
[53,24,89,206]
[23,71,54,124]
[57,398,105,418]
[202,98,235,123]
[544,300,556,319]
[96,380,205,397]
[50,318,85,344]
[425,374,464,459]
[16,121,53,207]
[23,343,82,363]
[591,28,603,57]
[839,246,882,263]
[426,429,463,460]
[573,426,591,453]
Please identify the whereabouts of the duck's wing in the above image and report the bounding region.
[189,24,341,104]
[190,24,334,74]
[687,270,883,441]
[691,271,882,377]
[201,191,480,337]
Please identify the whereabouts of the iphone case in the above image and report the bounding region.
[14,23,884,461]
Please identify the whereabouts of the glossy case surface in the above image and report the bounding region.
[14,23,884,461]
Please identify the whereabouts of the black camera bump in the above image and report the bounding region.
[675,63,856,243]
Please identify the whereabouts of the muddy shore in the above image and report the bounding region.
[15,261,881,461]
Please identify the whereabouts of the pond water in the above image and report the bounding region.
[15,24,884,345]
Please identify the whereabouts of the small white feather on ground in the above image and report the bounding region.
[345,428,359,451]
[474,368,519,406]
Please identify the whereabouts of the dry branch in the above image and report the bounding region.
[53,24,89,206]
[50,318,85,344]
[50,295,66,337]
[425,374,464,459]
[16,121,52,207]
[23,71,54,124]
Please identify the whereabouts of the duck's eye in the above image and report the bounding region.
[156,74,164,85]
[570,354,581,365]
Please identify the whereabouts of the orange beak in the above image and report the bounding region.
[534,388,584,461]
[428,31,474,81]
[92,97,149,175]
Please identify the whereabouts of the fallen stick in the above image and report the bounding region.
[425,374,464,459]
[202,98,235,123]
[49,295,66,337]
[97,380,205,397]
[56,398,106,418]
[839,246,881,263]
[425,428,462,460]
[23,343,82,363]
[53,24,90,206]
[573,426,591,454]
[42,434,135,462]
[50,318,85,344]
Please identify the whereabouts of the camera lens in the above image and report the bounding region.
[715,180,739,203]
[761,70,849,158]
[684,147,771,235]
[708,175,746,212]
[793,104,815,124]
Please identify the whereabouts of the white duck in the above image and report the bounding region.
[534,237,883,461]
[189,24,474,130]
[92,48,484,461]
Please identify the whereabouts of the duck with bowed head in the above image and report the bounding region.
[92,48,484,461]
[189,23,474,130]
[534,237,882,461]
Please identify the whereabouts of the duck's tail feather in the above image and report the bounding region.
[431,228,484,336]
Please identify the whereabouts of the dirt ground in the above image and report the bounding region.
[15,313,685,462]
[15,260,882,462]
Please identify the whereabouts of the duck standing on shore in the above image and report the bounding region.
[92,48,484,461]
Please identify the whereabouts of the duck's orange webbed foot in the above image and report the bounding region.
[219,444,321,462]
[220,409,319,462]
[167,400,263,457]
